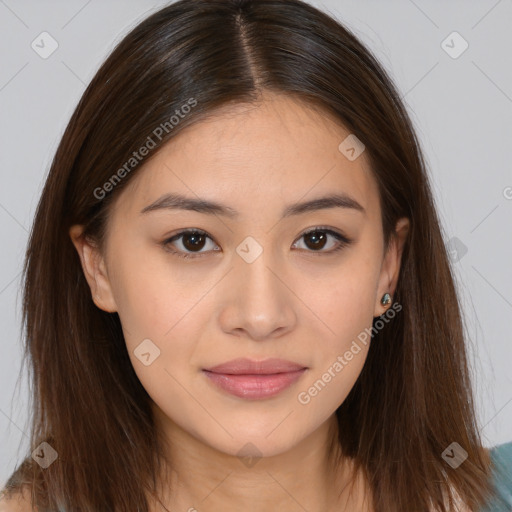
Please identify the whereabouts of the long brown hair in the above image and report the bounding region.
[1,0,504,510]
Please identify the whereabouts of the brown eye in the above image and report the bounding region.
[303,230,329,250]
[292,227,352,254]
[163,229,219,259]
[163,226,352,260]
[180,232,207,251]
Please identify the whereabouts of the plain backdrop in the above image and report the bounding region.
[1,0,511,488]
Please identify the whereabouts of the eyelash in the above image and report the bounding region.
[161,226,352,260]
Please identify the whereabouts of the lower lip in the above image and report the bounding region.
[202,369,307,400]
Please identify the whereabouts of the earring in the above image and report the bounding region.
[380,293,391,306]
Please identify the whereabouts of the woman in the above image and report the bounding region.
[1,0,510,510]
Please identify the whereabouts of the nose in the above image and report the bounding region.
[216,251,297,341]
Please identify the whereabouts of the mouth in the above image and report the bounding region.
[202,358,308,400]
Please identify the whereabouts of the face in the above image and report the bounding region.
[70,92,409,460]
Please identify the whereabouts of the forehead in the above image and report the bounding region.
[113,92,380,221]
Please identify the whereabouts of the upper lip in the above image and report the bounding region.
[203,358,307,375]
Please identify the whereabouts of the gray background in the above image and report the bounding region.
[1,0,511,488]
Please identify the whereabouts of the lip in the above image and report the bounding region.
[204,357,307,374]
[202,358,308,400]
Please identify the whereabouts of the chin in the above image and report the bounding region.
[203,429,306,461]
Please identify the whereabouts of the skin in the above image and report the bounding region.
[69,91,410,512]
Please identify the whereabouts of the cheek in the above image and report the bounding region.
[110,261,207,411]
[105,251,175,353]
[295,276,375,413]
[109,248,214,375]
[305,255,379,350]
[293,251,378,410]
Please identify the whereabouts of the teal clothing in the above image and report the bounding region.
[480,441,512,511]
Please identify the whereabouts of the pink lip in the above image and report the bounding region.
[203,358,308,400]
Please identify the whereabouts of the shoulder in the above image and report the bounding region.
[489,440,512,463]
[488,441,512,488]
[480,441,512,511]
[0,487,34,512]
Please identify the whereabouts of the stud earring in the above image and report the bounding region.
[381,293,391,306]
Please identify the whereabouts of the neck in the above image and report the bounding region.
[148,406,371,512]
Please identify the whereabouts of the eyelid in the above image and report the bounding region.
[162,228,218,259]
[162,226,352,259]
[295,226,352,247]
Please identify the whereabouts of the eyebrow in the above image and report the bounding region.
[139,192,365,218]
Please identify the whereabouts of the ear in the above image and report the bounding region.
[69,225,118,313]
[374,217,410,317]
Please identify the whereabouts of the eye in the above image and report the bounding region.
[162,229,219,259]
[292,227,352,254]
[162,226,352,260]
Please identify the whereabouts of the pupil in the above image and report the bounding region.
[184,233,205,251]
[306,231,326,250]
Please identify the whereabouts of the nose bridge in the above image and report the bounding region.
[218,239,296,339]
[234,241,283,307]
